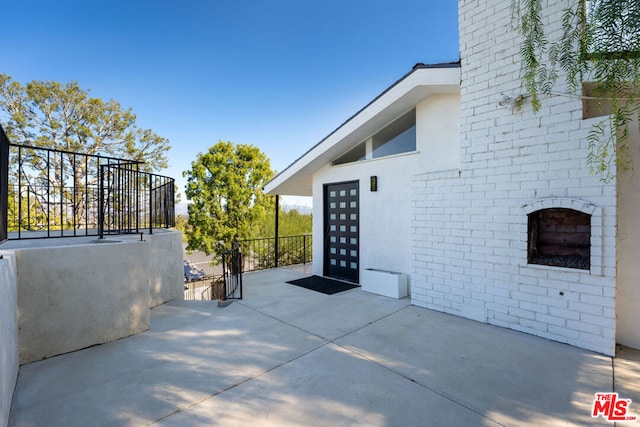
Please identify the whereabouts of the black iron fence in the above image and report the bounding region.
[1,133,175,240]
[183,235,312,301]
[239,233,312,271]
[0,126,8,243]
[99,163,175,238]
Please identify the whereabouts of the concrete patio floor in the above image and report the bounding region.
[8,268,640,426]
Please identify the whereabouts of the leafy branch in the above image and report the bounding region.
[513,0,640,182]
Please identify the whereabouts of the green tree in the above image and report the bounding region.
[513,0,640,181]
[0,74,169,170]
[0,74,171,227]
[251,207,312,238]
[243,207,313,269]
[7,185,47,231]
[173,214,190,242]
[183,141,274,258]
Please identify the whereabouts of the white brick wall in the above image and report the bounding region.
[410,0,617,355]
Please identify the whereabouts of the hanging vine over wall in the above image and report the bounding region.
[513,0,640,182]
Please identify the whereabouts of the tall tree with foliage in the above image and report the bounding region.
[0,74,171,227]
[0,74,170,169]
[184,141,274,258]
[513,0,640,181]
[246,207,313,269]
[250,207,312,238]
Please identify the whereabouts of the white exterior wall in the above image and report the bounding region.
[410,0,617,355]
[617,115,640,348]
[417,94,460,172]
[312,153,417,283]
[312,95,460,289]
[0,257,18,427]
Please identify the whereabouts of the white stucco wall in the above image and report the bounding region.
[0,256,18,427]
[616,115,640,349]
[416,94,460,171]
[410,0,617,356]
[312,95,460,288]
[312,153,417,283]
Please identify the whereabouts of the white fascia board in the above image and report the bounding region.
[265,66,461,196]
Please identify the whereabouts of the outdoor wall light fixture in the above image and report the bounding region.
[498,93,528,108]
[370,176,378,192]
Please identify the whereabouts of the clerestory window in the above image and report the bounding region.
[372,109,416,158]
[332,109,416,166]
[333,142,366,166]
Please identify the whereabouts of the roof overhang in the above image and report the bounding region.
[264,63,461,196]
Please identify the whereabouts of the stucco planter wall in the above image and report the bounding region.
[0,229,183,365]
[15,240,151,363]
[0,257,18,427]
[0,230,183,364]
[121,231,184,308]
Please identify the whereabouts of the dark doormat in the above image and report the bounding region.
[286,275,358,295]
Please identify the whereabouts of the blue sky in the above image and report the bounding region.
[3,0,459,205]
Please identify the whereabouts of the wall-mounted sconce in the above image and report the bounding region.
[370,176,378,192]
[498,94,512,107]
[498,93,528,109]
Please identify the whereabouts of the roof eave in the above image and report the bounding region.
[265,63,461,196]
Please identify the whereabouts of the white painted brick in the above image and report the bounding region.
[520,318,549,332]
[409,0,617,356]
[580,294,615,308]
[580,313,612,327]
[508,307,536,320]
[578,334,615,355]
[549,323,581,339]
[567,320,602,335]
[492,311,519,325]
[569,301,604,316]
[535,311,567,327]
[510,290,538,305]
[536,295,570,309]
[602,327,615,340]
[549,306,581,321]
[518,284,547,296]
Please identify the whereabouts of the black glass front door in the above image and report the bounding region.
[324,181,359,283]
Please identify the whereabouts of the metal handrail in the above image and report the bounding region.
[1,139,174,241]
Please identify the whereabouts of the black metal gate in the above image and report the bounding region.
[222,250,243,299]
[99,162,141,236]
